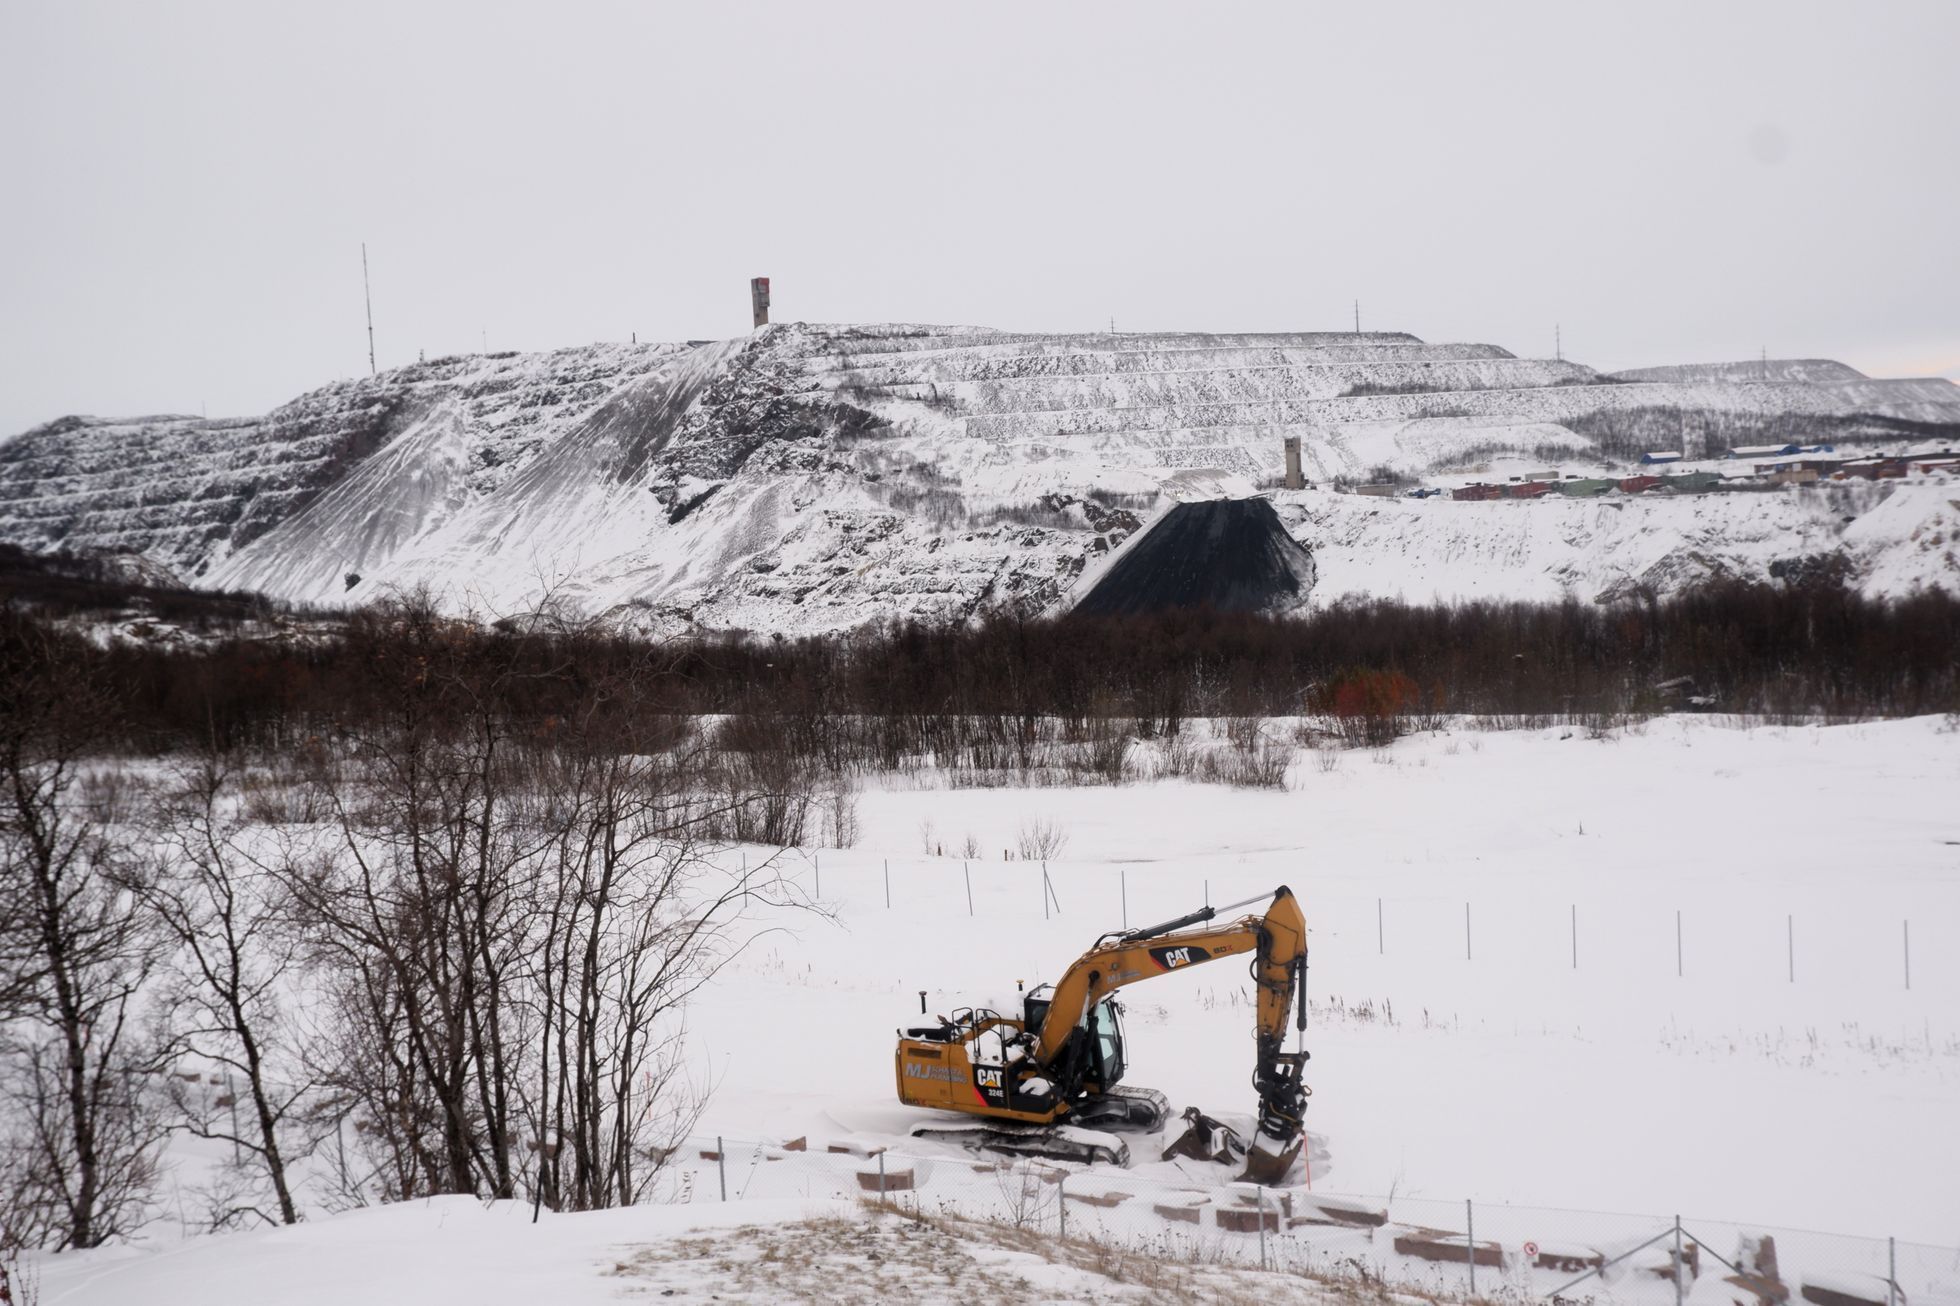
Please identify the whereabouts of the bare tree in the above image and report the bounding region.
[131,753,311,1228]
[523,697,801,1211]
[0,625,166,1250]
[282,602,548,1202]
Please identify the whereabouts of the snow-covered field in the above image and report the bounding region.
[686,717,1960,1241]
[26,715,1960,1303]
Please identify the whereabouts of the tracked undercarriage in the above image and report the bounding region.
[907,1085,1170,1166]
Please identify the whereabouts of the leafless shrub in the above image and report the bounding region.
[0,1252,41,1306]
[822,778,861,849]
[1016,817,1069,861]
[1159,726,1198,779]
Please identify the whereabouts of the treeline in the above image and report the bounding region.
[11,579,1955,760]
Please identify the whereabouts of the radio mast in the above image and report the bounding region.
[362,243,377,376]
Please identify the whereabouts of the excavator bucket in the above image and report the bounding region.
[1237,1130,1303,1185]
[1162,1106,1249,1168]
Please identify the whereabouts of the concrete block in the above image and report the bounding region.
[1392,1227,1504,1268]
[1294,1194,1388,1228]
[1217,1206,1282,1234]
[855,1167,914,1193]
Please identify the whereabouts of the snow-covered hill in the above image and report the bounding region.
[3,324,1958,631]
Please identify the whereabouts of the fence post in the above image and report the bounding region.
[718,1137,726,1201]
[1258,1186,1269,1270]
[884,859,891,910]
[878,1151,886,1199]
[1887,1236,1896,1306]
[964,861,973,916]
[1673,1214,1684,1306]
[1466,1198,1476,1296]
[1058,1171,1066,1239]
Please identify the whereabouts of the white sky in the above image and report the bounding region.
[2,1,1956,436]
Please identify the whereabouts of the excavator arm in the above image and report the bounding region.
[1031,886,1307,1061]
[1030,885,1311,1181]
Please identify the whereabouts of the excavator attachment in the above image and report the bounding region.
[1162,1106,1248,1167]
[1163,1105,1302,1183]
[1239,1130,1304,1185]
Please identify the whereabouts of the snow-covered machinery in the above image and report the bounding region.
[894,886,1311,1182]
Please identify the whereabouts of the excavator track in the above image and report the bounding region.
[907,1086,1168,1169]
[907,1119,1131,1167]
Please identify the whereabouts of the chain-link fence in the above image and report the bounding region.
[647,1135,1959,1303]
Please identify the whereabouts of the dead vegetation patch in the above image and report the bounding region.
[606,1204,1437,1305]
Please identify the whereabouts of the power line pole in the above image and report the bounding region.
[362,243,377,376]
[1353,300,1360,334]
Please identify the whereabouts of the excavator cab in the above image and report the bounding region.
[1021,986,1126,1092]
[1087,998,1127,1090]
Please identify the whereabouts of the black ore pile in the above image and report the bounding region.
[1070,497,1316,618]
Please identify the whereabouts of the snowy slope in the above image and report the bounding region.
[3,324,1958,631]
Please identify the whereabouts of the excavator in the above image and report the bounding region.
[894,885,1310,1184]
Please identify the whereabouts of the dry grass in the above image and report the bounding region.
[607,1203,1434,1305]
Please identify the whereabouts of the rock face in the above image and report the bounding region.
[1071,498,1316,618]
[3,322,1959,633]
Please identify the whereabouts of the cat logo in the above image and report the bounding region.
[1161,947,1193,968]
[1148,944,1211,970]
[974,1067,1004,1090]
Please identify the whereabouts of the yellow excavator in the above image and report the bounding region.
[895,885,1310,1184]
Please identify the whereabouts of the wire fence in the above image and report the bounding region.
[648,1134,1959,1304]
[790,852,1948,1006]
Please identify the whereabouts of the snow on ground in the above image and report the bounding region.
[26,716,1960,1303]
[1275,483,1925,603]
[33,1195,1352,1305]
[685,717,1960,1244]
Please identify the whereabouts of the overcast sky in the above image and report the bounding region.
[2,1,1956,436]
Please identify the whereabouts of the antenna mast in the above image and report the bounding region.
[362,243,377,376]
